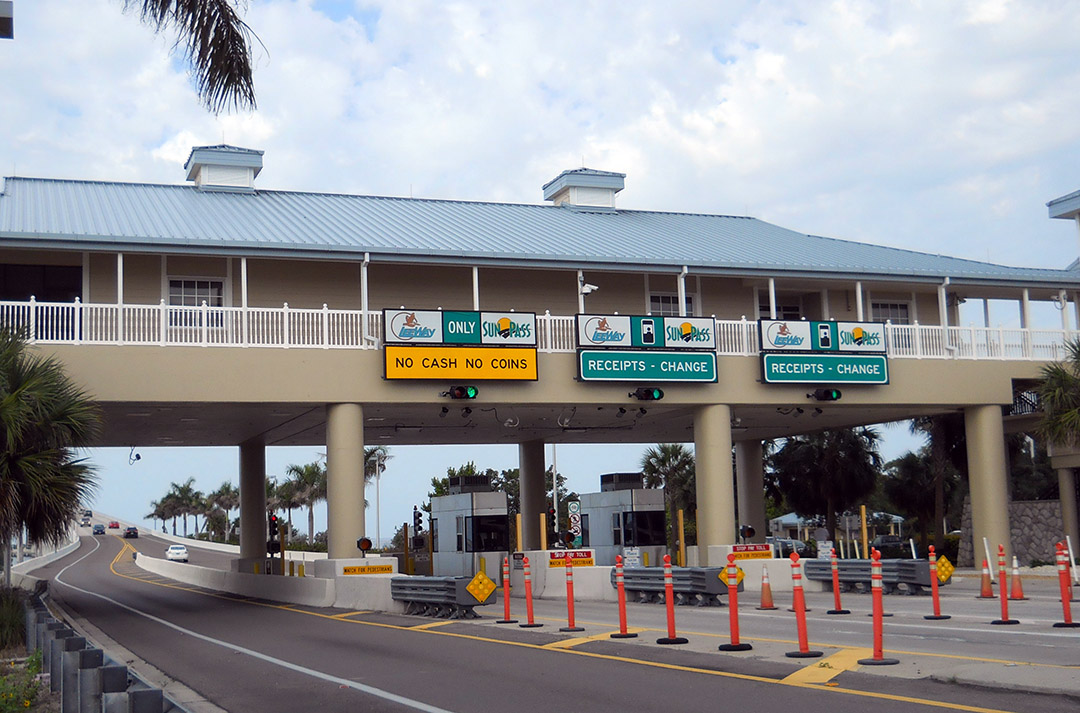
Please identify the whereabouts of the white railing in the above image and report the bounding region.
[1,298,1075,362]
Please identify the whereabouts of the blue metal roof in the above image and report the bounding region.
[1,175,1076,287]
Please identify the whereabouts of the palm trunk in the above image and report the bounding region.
[308,505,315,546]
[932,419,946,552]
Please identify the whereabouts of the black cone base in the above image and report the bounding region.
[610,632,638,639]
[785,650,823,658]
[657,637,688,645]
[858,657,900,666]
[519,623,544,628]
[868,612,893,617]
[1008,597,1029,601]
[827,609,851,615]
[788,608,812,612]
[495,619,518,624]
[756,606,778,610]
[1053,622,1080,628]
[559,626,585,632]
[924,614,951,620]
[991,619,1020,625]
[719,643,753,651]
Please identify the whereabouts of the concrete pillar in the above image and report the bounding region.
[238,438,267,562]
[734,440,766,543]
[695,404,735,563]
[518,440,546,550]
[326,403,366,560]
[1059,468,1080,551]
[964,405,1012,559]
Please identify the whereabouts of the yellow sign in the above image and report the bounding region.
[466,571,496,602]
[720,567,746,585]
[385,345,538,380]
[342,565,394,575]
[549,550,595,567]
[935,555,954,584]
[731,550,772,560]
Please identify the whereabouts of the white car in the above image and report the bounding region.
[165,545,189,562]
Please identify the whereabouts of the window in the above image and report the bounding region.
[871,302,910,324]
[579,513,590,547]
[455,515,464,552]
[611,512,622,546]
[649,293,694,316]
[431,518,439,553]
[464,515,509,552]
[759,300,802,320]
[623,510,666,546]
[169,278,224,328]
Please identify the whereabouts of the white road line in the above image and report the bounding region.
[54,540,458,713]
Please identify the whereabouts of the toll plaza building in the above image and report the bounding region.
[2,144,1079,573]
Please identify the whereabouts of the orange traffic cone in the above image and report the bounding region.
[1009,556,1028,601]
[757,567,778,610]
[978,558,995,599]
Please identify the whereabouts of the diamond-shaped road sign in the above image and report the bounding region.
[466,570,496,602]
[935,555,955,584]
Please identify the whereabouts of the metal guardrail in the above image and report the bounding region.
[608,567,740,606]
[802,559,933,594]
[390,576,495,618]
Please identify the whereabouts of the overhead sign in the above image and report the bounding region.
[578,350,717,382]
[761,353,889,384]
[576,315,716,350]
[383,309,536,346]
[759,320,886,353]
[385,345,538,380]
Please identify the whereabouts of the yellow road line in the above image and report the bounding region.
[98,542,1024,713]
[331,611,372,620]
[412,621,456,630]
[782,648,870,684]
[543,629,646,649]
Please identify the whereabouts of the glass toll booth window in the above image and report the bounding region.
[465,515,509,552]
[623,511,666,547]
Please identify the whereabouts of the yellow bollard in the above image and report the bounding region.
[289,560,295,577]
[677,509,686,567]
[298,563,305,578]
[643,551,650,567]
[254,562,261,575]
[539,512,548,551]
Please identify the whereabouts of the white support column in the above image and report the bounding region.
[910,291,919,323]
[855,280,864,321]
[820,289,829,321]
[240,257,249,345]
[695,404,735,563]
[81,253,90,302]
[577,270,585,314]
[751,286,760,320]
[964,405,1012,561]
[472,266,480,311]
[643,274,651,313]
[326,403,366,560]
[767,278,776,319]
[734,440,766,543]
[983,298,991,328]
[238,438,267,567]
[519,440,546,550]
[361,253,370,343]
[1020,288,1030,329]
[1059,468,1080,555]
[937,281,949,329]
[1061,290,1070,331]
[677,266,688,317]
[116,253,124,305]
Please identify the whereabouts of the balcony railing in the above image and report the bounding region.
[1,298,1075,361]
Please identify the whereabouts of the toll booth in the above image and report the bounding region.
[430,475,509,581]
[577,472,667,566]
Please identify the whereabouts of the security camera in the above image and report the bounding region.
[580,283,599,295]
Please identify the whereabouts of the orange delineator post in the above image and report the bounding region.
[1009,556,1028,600]
[978,558,994,598]
[519,556,543,628]
[756,567,778,610]
[827,548,850,615]
[784,553,821,658]
[496,556,517,624]
[924,545,950,620]
[1054,543,1080,628]
[991,544,1019,625]
[858,549,899,665]
[719,553,751,651]
[656,554,688,645]
[559,553,584,632]
[610,555,638,639]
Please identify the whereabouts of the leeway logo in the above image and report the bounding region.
[584,317,626,343]
[483,316,532,340]
[390,312,436,340]
[667,321,712,343]
[765,322,804,347]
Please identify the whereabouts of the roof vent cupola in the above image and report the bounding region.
[542,168,625,209]
[184,145,264,193]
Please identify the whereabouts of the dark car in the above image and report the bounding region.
[123,526,139,538]
[92,524,106,535]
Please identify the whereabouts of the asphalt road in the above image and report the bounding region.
[29,536,1080,713]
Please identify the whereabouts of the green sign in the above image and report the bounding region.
[578,350,717,382]
[761,353,889,384]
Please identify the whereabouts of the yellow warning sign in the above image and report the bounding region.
[342,564,395,575]
[935,555,954,584]
[466,571,496,602]
[385,345,538,380]
[720,567,746,585]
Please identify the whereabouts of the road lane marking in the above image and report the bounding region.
[543,629,646,649]
[55,541,460,713]
[412,621,456,630]
[79,540,1032,713]
[782,648,870,684]
[331,611,372,620]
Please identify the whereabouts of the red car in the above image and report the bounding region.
[108,521,120,529]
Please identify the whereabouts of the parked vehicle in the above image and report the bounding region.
[123,527,139,538]
[92,524,106,535]
[766,537,807,557]
[165,545,188,562]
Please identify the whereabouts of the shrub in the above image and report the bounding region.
[0,590,25,650]
[0,649,42,712]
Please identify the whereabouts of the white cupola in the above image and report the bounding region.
[183,145,264,193]
[542,168,625,209]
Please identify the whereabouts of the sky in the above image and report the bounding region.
[3,0,1080,540]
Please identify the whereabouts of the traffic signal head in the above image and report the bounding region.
[268,513,279,535]
[629,387,664,401]
[412,506,423,532]
[740,524,756,539]
[809,388,842,402]
[446,385,479,399]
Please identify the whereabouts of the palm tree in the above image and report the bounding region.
[364,446,391,509]
[129,0,258,114]
[284,461,326,545]
[0,328,101,585]
[767,428,883,538]
[208,481,240,541]
[1037,338,1080,447]
[276,479,302,543]
[907,414,967,551]
[641,444,696,551]
[168,477,200,537]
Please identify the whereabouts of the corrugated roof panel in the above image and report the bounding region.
[0,176,1076,286]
